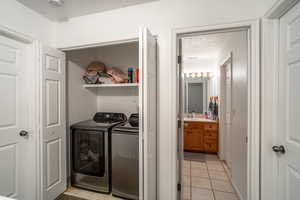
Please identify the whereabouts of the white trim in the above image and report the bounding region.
[60,37,139,51]
[218,53,232,162]
[265,0,300,18]
[219,52,233,67]
[83,83,139,88]
[171,20,261,200]
[261,1,300,200]
[231,179,244,200]
[138,27,144,200]
[0,24,34,44]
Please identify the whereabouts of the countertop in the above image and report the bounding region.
[183,117,217,123]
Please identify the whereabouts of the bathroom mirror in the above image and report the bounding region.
[184,77,208,114]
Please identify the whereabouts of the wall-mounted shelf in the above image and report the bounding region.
[83,83,139,88]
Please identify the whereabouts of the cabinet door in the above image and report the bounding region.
[184,127,193,150]
[41,46,66,200]
[203,139,218,153]
[191,128,204,151]
[139,27,157,200]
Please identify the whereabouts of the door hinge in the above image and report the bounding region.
[178,119,182,129]
[177,55,182,64]
[177,183,182,191]
[245,136,248,143]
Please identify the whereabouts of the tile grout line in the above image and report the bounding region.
[206,158,216,200]
[189,160,192,200]
[221,161,240,200]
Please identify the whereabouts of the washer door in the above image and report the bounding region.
[72,129,105,177]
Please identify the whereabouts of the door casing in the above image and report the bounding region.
[60,33,157,200]
[261,0,300,200]
[219,54,233,174]
[171,20,261,200]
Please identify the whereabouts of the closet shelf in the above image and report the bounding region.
[83,83,139,88]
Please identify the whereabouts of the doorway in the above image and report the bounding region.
[173,22,260,200]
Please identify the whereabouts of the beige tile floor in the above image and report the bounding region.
[182,154,239,200]
[64,187,125,200]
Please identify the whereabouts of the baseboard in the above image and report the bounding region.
[221,161,243,200]
[222,161,232,179]
[230,179,244,200]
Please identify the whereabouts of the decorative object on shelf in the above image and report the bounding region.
[86,61,106,74]
[82,61,138,85]
[107,67,128,83]
[128,67,133,83]
[83,61,107,84]
[98,73,114,84]
[134,68,139,83]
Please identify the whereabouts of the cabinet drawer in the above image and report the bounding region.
[204,123,218,131]
[204,142,218,153]
[204,137,217,143]
[184,129,193,134]
[204,131,218,138]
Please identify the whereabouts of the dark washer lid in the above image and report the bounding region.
[112,122,139,135]
[93,112,127,123]
[71,112,127,130]
[128,113,139,127]
[71,120,124,130]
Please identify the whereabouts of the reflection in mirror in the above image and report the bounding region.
[184,77,208,114]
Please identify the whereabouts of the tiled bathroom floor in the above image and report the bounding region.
[182,154,239,200]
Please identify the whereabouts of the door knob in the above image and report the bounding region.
[272,145,285,154]
[19,130,29,137]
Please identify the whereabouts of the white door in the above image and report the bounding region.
[139,27,157,200]
[225,59,232,172]
[41,46,66,200]
[276,2,300,200]
[0,35,35,199]
[177,38,184,200]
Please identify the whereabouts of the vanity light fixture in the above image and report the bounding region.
[184,72,214,78]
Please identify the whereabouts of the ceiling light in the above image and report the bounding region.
[48,0,64,7]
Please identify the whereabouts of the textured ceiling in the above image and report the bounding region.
[16,0,158,21]
[182,32,234,73]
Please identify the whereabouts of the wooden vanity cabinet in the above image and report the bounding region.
[184,121,218,153]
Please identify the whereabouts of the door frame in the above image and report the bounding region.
[171,20,260,200]
[0,24,40,199]
[261,0,300,200]
[60,34,157,200]
[219,53,232,171]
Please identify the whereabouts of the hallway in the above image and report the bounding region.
[182,154,239,200]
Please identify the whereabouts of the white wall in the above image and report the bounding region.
[218,30,248,199]
[0,0,56,45]
[208,74,220,97]
[94,42,139,117]
[54,0,277,199]
[66,50,98,126]
[67,42,139,125]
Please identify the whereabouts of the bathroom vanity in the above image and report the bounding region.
[184,118,218,153]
